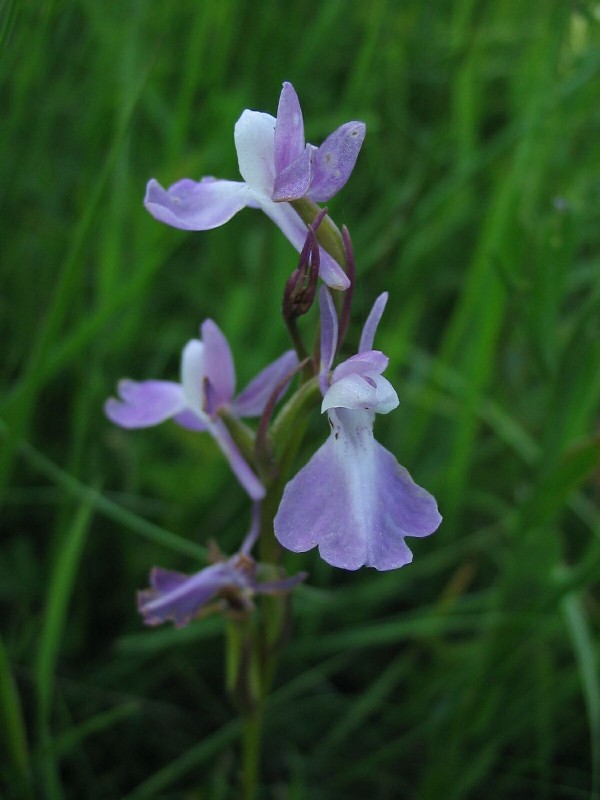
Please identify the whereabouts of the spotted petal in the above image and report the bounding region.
[307,122,366,203]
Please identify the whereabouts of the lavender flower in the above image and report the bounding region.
[144,82,365,291]
[138,505,306,627]
[274,289,441,570]
[105,319,297,501]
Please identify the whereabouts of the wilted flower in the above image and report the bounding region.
[105,319,297,500]
[138,505,306,627]
[144,82,365,290]
[274,288,441,570]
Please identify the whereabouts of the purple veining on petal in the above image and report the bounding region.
[144,177,252,231]
[201,319,236,414]
[233,350,299,417]
[274,82,305,174]
[104,380,186,429]
[307,122,366,203]
[359,292,389,353]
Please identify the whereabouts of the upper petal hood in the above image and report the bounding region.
[234,110,277,195]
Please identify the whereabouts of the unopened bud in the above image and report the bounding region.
[282,209,328,321]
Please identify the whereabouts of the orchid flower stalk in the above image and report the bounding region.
[105,81,441,800]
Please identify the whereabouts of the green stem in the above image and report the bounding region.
[291,198,347,269]
[242,708,263,800]
[285,317,314,385]
[230,366,322,798]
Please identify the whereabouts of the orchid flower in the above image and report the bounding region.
[144,82,365,291]
[274,288,441,570]
[105,319,298,501]
[139,504,306,627]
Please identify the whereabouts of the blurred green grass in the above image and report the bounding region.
[2,0,600,797]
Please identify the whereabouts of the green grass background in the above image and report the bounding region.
[2,0,600,797]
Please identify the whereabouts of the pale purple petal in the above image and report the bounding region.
[319,286,339,394]
[359,292,389,353]
[372,374,399,414]
[274,82,305,174]
[138,563,237,627]
[208,418,265,500]
[180,340,207,417]
[201,319,236,413]
[322,371,399,415]
[307,122,366,203]
[104,380,186,429]
[240,502,262,555]
[331,350,389,382]
[144,177,252,231]
[274,408,441,571]
[254,197,350,290]
[234,110,277,195]
[233,350,299,418]
[321,373,378,413]
[173,409,209,432]
[272,145,314,202]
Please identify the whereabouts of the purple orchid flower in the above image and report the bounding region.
[274,288,442,571]
[144,82,365,291]
[105,319,298,501]
[138,504,306,627]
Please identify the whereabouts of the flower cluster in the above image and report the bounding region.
[106,82,441,628]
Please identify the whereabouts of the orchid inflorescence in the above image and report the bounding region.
[106,81,441,630]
